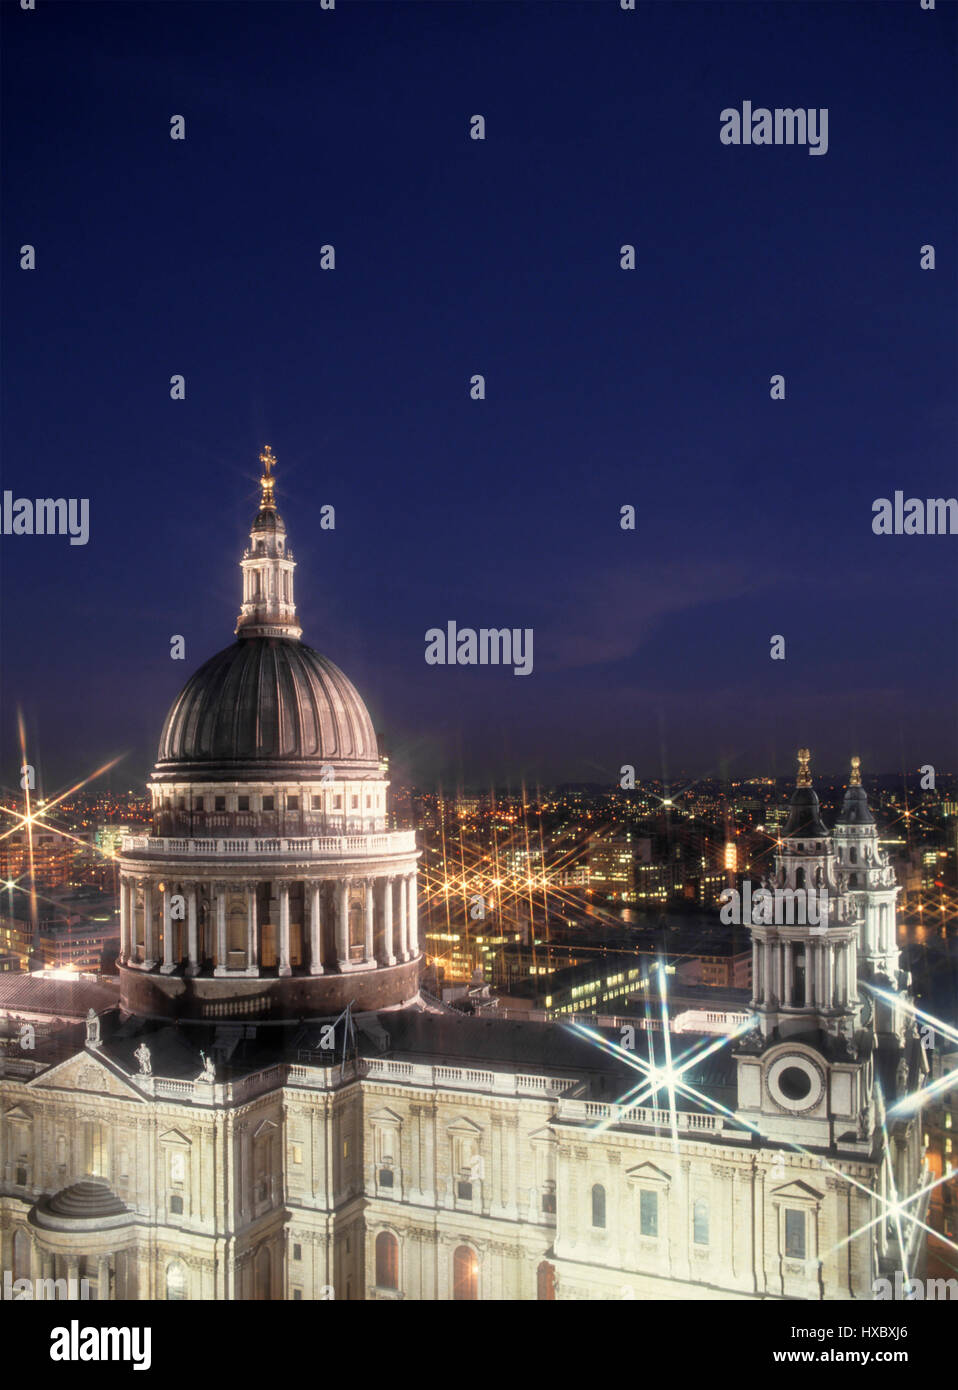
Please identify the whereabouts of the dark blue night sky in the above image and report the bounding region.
[2,0,956,794]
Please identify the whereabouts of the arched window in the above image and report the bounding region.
[166,1262,187,1301]
[693,1199,709,1246]
[537,1260,556,1300]
[453,1245,478,1300]
[375,1231,399,1291]
[850,847,858,865]
[591,1183,606,1229]
[795,867,806,889]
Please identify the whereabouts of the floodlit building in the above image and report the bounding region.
[0,460,928,1301]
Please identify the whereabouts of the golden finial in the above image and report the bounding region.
[796,747,811,787]
[258,445,277,510]
[850,755,862,786]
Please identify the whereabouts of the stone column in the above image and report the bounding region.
[364,879,375,962]
[337,878,350,967]
[847,936,858,1002]
[119,878,129,963]
[803,946,812,1006]
[186,884,199,975]
[142,880,156,968]
[309,883,323,975]
[278,881,291,976]
[825,943,834,1010]
[161,885,175,973]
[247,883,258,975]
[407,873,419,956]
[784,940,793,1006]
[97,1256,111,1301]
[398,874,409,960]
[383,876,396,965]
[752,941,759,1005]
[213,884,227,975]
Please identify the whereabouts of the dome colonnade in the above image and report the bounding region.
[116,446,421,1019]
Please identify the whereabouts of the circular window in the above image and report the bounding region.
[768,1054,823,1112]
[779,1066,812,1101]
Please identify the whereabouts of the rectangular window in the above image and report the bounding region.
[293,1289,302,1301]
[238,796,249,811]
[288,795,300,810]
[640,1189,658,1237]
[334,796,342,809]
[366,796,371,808]
[379,1168,394,1188]
[785,1208,806,1259]
[351,796,359,810]
[312,795,323,810]
[343,1138,349,1159]
[169,1194,184,1214]
[215,796,226,811]
[293,1244,302,1261]
[262,796,274,811]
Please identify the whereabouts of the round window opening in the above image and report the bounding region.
[779,1066,812,1102]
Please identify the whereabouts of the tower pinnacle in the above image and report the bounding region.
[796,747,811,787]
[849,754,862,787]
[235,447,302,641]
[258,445,277,511]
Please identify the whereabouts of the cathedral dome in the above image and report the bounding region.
[153,636,380,780]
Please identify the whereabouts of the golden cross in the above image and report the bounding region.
[259,445,276,478]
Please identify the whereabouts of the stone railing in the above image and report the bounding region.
[556,1096,730,1134]
[120,831,418,859]
[364,1057,571,1098]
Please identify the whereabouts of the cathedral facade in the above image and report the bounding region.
[0,455,927,1301]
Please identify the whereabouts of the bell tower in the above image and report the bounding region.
[735,749,873,1148]
[750,749,862,1045]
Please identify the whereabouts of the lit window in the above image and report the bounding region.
[452,1245,478,1300]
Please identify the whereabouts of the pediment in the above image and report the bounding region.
[446,1116,483,1136]
[159,1128,191,1147]
[252,1117,279,1139]
[369,1107,402,1126]
[528,1126,556,1145]
[626,1161,671,1186]
[3,1105,33,1122]
[770,1179,823,1202]
[28,1050,145,1102]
